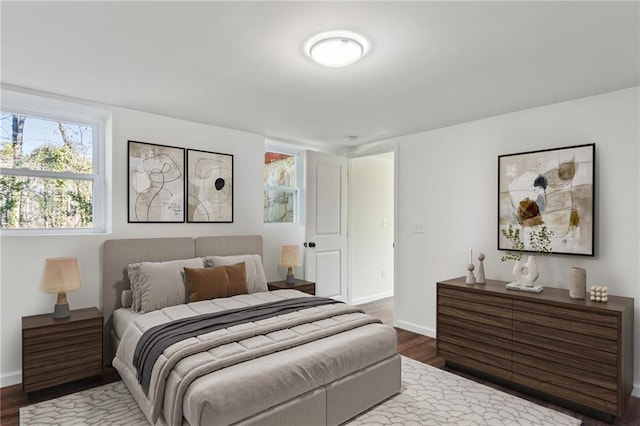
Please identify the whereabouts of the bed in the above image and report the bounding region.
[102,235,401,426]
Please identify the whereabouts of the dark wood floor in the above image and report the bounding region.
[2,297,639,425]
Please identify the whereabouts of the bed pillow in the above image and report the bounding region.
[208,254,268,293]
[121,289,133,308]
[126,263,142,312]
[184,262,248,302]
[134,257,205,313]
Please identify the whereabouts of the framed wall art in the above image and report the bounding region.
[186,149,234,223]
[498,143,595,256]
[128,140,185,223]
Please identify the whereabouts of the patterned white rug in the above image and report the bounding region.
[21,357,580,426]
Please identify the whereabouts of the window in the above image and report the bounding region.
[0,91,107,233]
[264,148,301,223]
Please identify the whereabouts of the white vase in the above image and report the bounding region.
[569,267,587,299]
[512,255,539,287]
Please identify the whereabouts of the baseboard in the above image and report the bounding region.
[1,370,21,388]
[633,382,640,398]
[395,320,436,338]
[351,290,393,306]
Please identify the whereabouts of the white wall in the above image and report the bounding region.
[0,93,266,386]
[349,153,394,304]
[393,87,640,392]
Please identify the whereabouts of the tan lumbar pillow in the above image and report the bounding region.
[184,262,248,302]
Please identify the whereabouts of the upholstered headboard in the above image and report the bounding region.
[101,235,263,363]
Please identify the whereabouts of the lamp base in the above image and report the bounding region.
[53,303,70,318]
[285,273,295,285]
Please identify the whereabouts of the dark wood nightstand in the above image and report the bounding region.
[268,279,316,295]
[22,307,103,393]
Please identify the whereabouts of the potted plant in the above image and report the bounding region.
[501,224,553,292]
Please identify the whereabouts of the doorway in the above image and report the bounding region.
[348,151,395,307]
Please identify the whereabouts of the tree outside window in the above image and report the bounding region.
[0,112,96,230]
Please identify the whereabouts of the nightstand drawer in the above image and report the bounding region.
[23,351,102,380]
[24,339,102,364]
[23,317,102,340]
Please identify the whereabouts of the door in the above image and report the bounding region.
[305,151,348,301]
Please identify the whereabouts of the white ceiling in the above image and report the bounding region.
[1,1,638,149]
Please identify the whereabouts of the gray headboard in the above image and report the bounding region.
[101,235,263,363]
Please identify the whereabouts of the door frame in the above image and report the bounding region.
[346,144,398,325]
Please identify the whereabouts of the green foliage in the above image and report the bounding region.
[0,175,27,227]
[0,115,93,229]
[501,224,525,261]
[501,224,553,261]
[529,224,553,253]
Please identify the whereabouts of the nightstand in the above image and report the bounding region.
[268,279,316,295]
[22,307,103,393]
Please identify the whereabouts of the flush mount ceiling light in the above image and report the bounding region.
[305,31,369,67]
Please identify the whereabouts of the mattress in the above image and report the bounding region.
[113,290,398,426]
[112,307,140,340]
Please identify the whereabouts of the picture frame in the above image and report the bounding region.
[127,140,185,223]
[498,143,595,256]
[186,149,234,223]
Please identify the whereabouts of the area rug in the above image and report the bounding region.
[20,357,580,425]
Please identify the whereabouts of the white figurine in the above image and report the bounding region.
[465,263,476,284]
[589,285,608,302]
[476,253,486,284]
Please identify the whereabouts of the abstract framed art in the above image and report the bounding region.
[128,140,185,223]
[498,143,595,256]
[186,149,234,223]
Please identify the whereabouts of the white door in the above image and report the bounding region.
[305,151,348,301]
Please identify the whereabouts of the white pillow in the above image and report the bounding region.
[208,255,267,294]
[130,257,205,313]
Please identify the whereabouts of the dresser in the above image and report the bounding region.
[436,277,634,418]
[22,307,103,393]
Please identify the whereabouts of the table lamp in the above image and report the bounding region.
[40,257,83,318]
[279,245,301,284]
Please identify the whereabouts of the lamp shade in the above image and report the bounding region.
[40,257,83,294]
[279,245,301,267]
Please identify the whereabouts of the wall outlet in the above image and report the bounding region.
[414,222,425,233]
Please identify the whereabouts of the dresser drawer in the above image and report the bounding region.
[439,286,511,309]
[512,321,618,359]
[513,367,618,414]
[513,299,619,327]
[513,307,618,340]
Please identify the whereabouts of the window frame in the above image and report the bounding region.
[264,144,304,225]
[0,89,108,235]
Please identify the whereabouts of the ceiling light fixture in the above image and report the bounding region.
[305,31,369,67]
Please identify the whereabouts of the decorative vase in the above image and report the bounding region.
[570,267,587,300]
[512,255,539,287]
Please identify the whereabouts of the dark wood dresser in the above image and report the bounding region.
[437,277,634,418]
[22,307,103,393]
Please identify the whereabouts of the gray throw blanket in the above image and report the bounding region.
[134,296,343,395]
